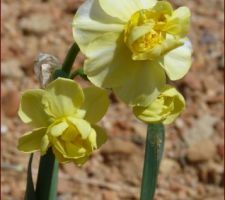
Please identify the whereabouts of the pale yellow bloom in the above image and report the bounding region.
[73,0,192,106]
[18,78,109,166]
[133,85,185,124]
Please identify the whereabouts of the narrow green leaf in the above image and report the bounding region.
[24,154,37,200]
[36,149,58,200]
[140,123,165,200]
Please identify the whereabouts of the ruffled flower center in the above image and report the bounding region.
[47,118,93,158]
[124,1,183,60]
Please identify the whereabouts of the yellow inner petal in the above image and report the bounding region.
[124,1,187,60]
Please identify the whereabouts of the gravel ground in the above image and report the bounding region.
[1,0,224,199]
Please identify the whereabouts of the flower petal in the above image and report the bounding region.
[82,87,109,123]
[161,86,185,124]
[166,7,191,37]
[87,128,97,149]
[132,34,183,60]
[60,125,79,142]
[52,147,70,163]
[127,23,154,46]
[40,135,50,155]
[48,121,69,137]
[84,33,142,88]
[114,62,166,106]
[73,0,124,52]
[140,0,157,8]
[133,85,185,124]
[18,89,51,128]
[67,117,92,139]
[99,0,144,22]
[133,104,164,123]
[51,138,67,156]
[73,156,89,166]
[18,127,47,153]
[91,125,108,149]
[65,142,87,158]
[43,78,84,118]
[52,137,87,159]
[160,39,192,80]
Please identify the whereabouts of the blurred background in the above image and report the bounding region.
[1,0,224,199]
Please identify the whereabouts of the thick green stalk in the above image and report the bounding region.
[140,124,165,200]
[35,42,80,200]
[36,149,58,200]
[53,43,80,79]
[70,68,88,80]
[61,43,79,75]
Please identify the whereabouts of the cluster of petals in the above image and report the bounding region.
[73,0,192,106]
[18,0,193,164]
[133,85,185,124]
[18,78,109,165]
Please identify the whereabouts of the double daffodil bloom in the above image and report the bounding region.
[18,78,109,166]
[73,0,192,106]
[133,85,185,124]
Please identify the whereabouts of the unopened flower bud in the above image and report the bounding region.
[34,53,61,88]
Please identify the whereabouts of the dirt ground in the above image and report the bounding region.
[1,0,224,200]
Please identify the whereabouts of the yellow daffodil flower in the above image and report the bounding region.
[18,78,109,166]
[73,0,192,106]
[133,85,185,124]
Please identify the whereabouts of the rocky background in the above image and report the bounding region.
[1,0,224,199]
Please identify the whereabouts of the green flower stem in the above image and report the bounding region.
[140,124,165,200]
[36,149,58,200]
[61,42,80,75]
[35,42,80,200]
[70,68,88,80]
[53,43,82,79]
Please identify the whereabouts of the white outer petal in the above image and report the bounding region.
[140,0,157,8]
[73,0,124,52]
[99,0,144,22]
[98,0,157,22]
[84,32,141,88]
[114,62,166,106]
[160,39,193,80]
